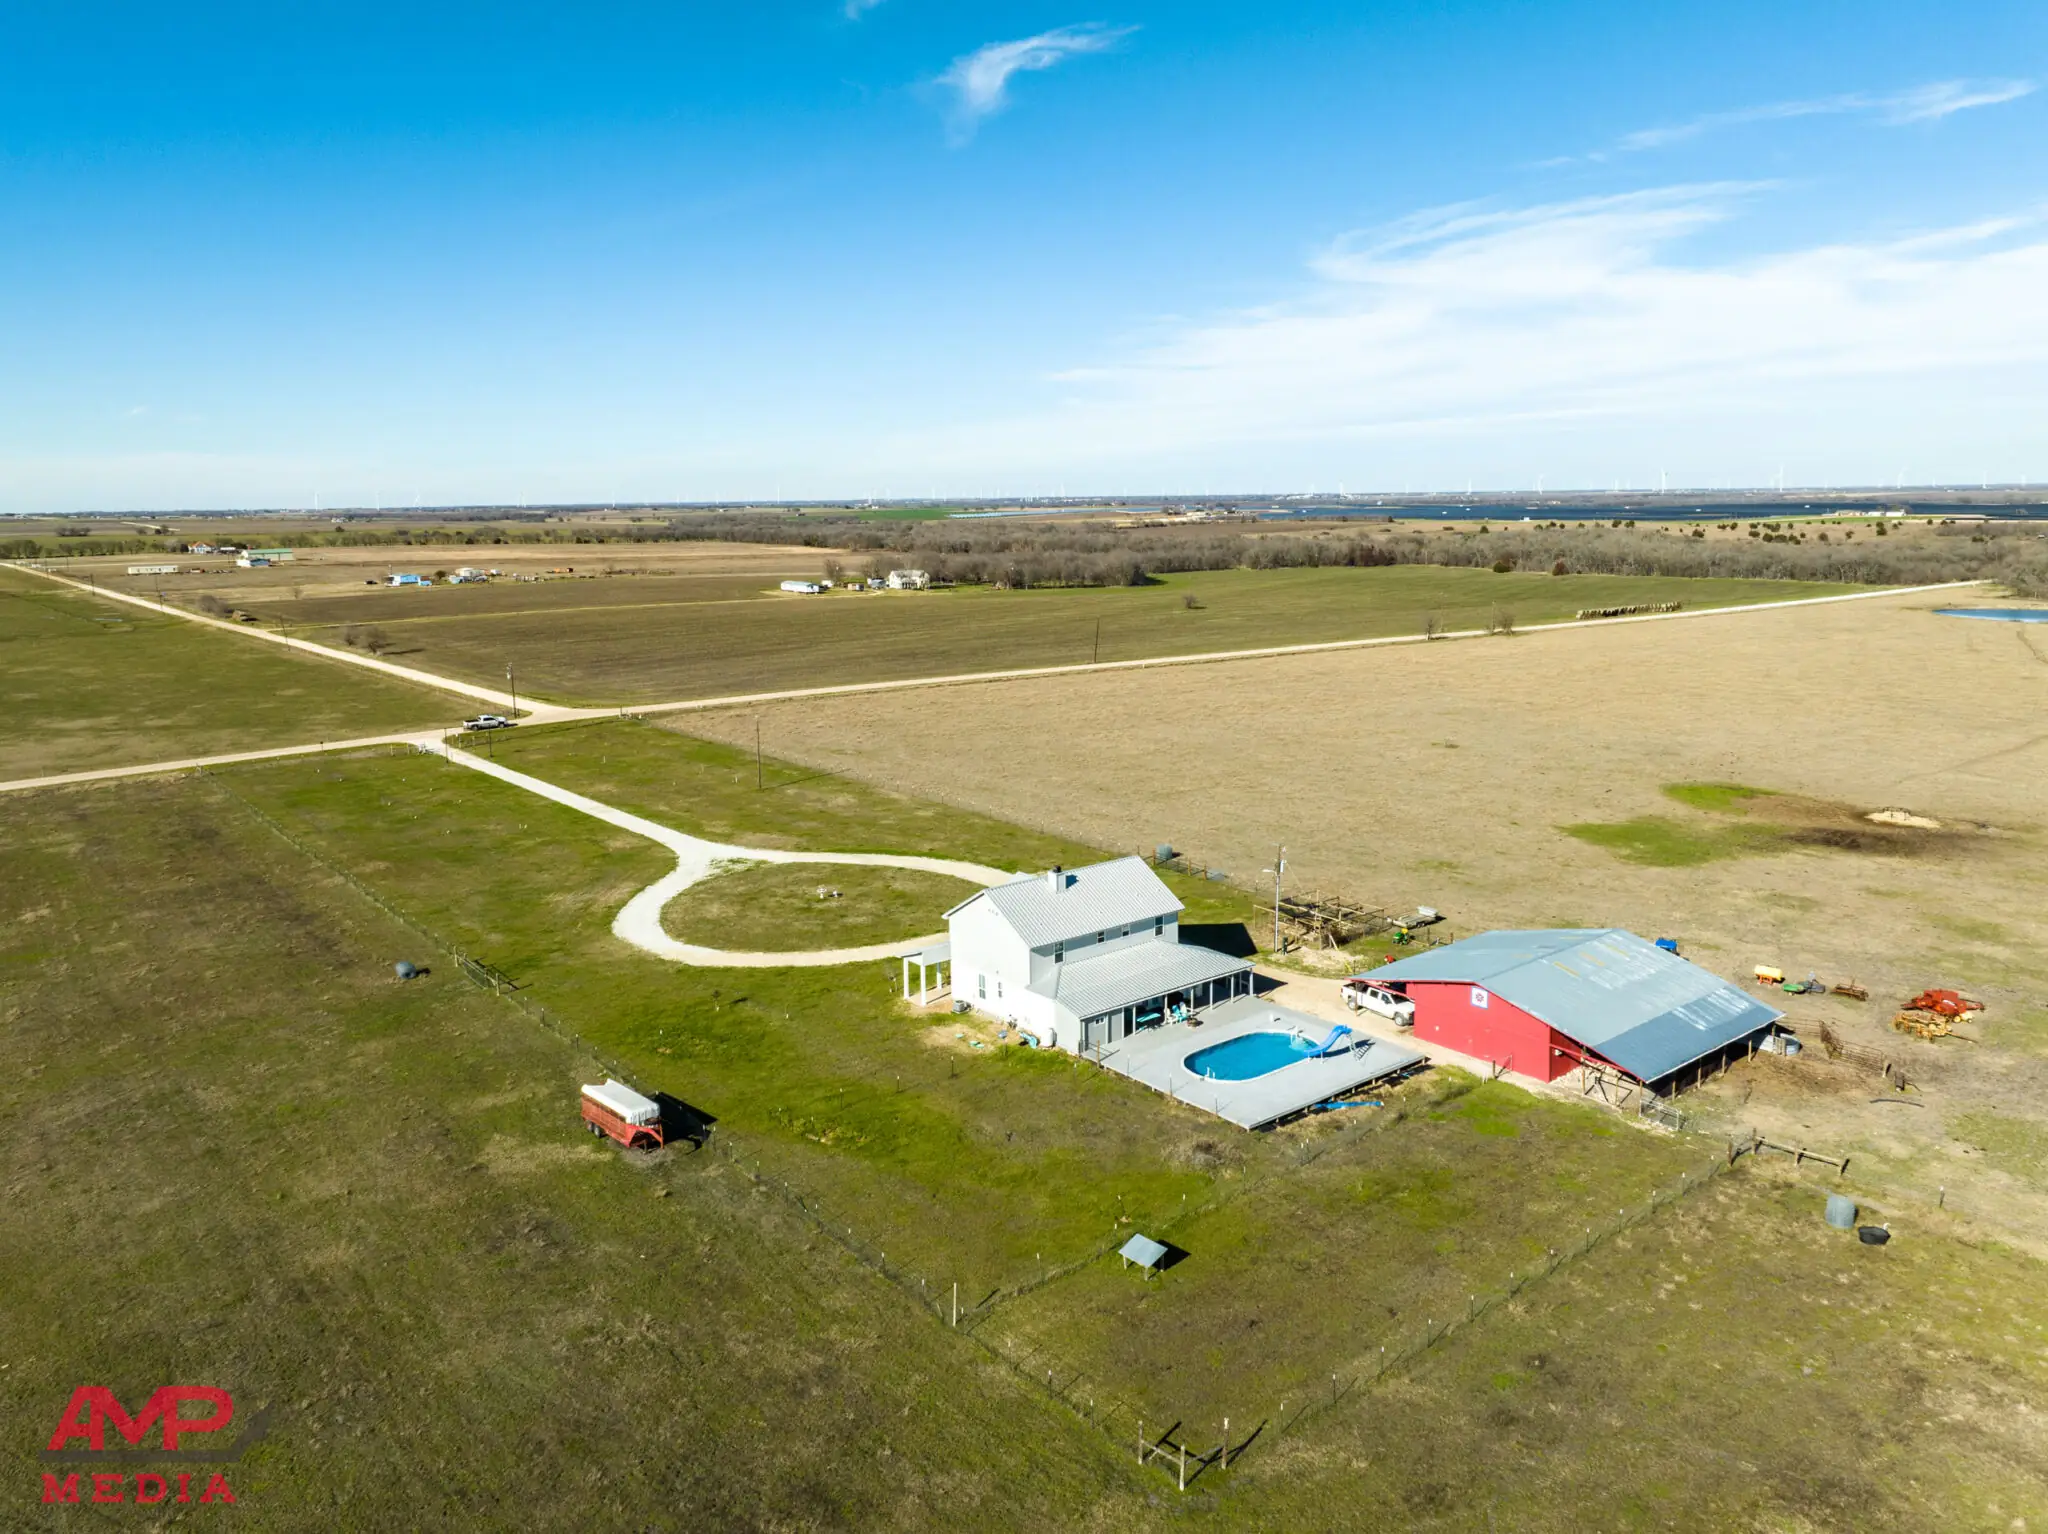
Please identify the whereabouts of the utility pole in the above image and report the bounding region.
[1267,845,1287,954]
[505,663,518,719]
[755,718,763,790]
[1093,618,1101,664]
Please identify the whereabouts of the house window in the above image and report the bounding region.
[1053,941,1064,964]
[1097,930,1107,945]
[1154,917,1164,936]
[978,974,986,999]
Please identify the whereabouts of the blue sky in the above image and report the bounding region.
[4,1,2045,510]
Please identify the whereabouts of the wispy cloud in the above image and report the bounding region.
[1613,77,2034,153]
[843,0,886,18]
[908,185,2048,481]
[936,24,1135,141]
[1882,78,2037,122]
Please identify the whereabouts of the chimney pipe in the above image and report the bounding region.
[1045,865,1062,892]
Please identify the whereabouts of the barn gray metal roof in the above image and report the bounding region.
[949,856,1183,948]
[1039,937,1249,1021]
[1364,929,1782,1083]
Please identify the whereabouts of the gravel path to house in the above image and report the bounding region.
[425,739,1013,967]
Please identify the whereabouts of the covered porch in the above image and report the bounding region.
[1052,940,1255,1054]
[900,940,951,1006]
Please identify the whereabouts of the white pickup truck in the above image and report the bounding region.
[1341,979,1416,1028]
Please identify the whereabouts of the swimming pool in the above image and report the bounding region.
[1936,608,2048,623]
[1185,1031,1321,1081]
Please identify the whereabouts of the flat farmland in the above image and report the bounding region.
[675,589,2048,1250]
[271,565,1852,706]
[9,734,2045,1530]
[88,537,828,611]
[0,777,1140,1530]
[0,565,452,780]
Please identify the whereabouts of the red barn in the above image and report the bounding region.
[1356,929,1782,1087]
[1392,977,1580,1081]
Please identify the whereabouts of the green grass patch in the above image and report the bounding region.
[1207,1171,2048,1530]
[1661,781,1778,813]
[979,1077,1701,1431]
[1561,815,1773,867]
[664,861,978,951]
[0,565,454,778]
[1952,1110,2048,1181]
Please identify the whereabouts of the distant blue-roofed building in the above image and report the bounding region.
[1360,929,1782,1087]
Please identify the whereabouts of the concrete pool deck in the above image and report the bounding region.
[1095,994,1427,1129]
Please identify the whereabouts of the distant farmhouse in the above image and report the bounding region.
[939,857,1251,1053]
[885,569,930,590]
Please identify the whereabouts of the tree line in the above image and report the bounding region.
[648,514,2048,595]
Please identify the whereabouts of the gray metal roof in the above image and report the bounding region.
[1120,1234,1169,1269]
[951,856,1182,949]
[1040,937,1249,1021]
[1364,929,1782,1083]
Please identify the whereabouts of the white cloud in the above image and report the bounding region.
[936,24,1135,140]
[1615,77,2034,153]
[1881,78,2037,122]
[909,185,2048,483]
[843,0,886,18]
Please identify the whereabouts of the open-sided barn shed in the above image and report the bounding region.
[1360,929,1782,1087]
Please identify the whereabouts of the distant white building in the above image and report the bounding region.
[779,579,825,595]
[933,857,1252,1053]
[886,569,930,590]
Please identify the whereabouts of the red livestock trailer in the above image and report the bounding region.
[581,1079,665,1150]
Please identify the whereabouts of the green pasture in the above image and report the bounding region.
[0,565,454,780]
[267,565,1861,706]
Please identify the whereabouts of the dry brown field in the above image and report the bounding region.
[677,590,2048,1246]
[83,537,828,605]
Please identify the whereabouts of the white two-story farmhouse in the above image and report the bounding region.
[938,857,1253,1053]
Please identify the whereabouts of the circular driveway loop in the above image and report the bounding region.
[427,740,1010,967]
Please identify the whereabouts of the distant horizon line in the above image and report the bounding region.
[7,484,2048,519]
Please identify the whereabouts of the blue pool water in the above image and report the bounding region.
[1937,608,2048,623]
[1185,1031,1320,1081]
